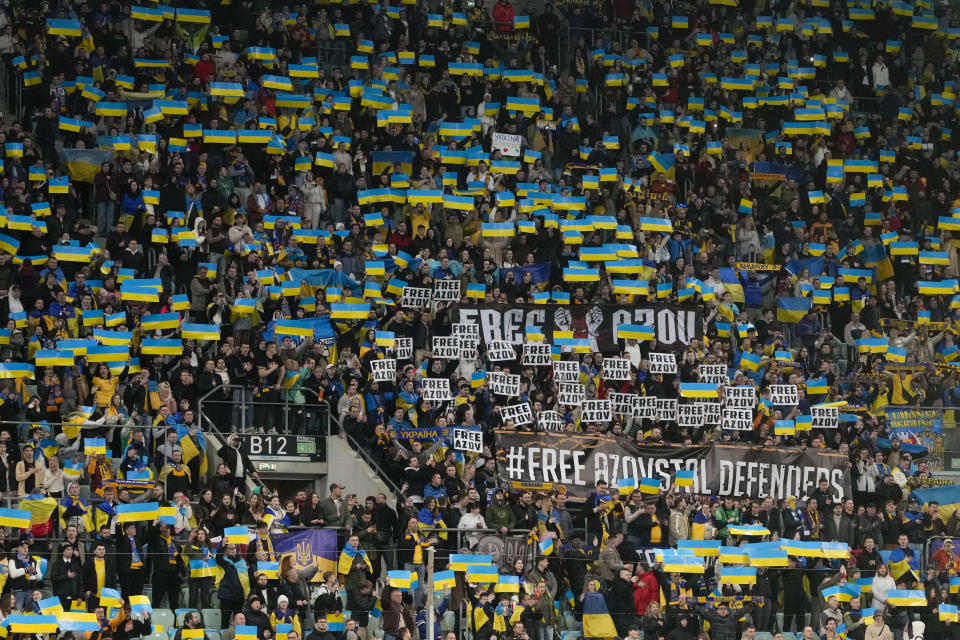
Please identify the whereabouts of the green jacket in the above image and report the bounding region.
[487,502,516,530]
[715,506,740,538]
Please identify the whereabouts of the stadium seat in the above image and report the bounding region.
[153,610,175,631]
[561,630,580,640]
[782,633,797,640]
[755,633,774,640]
[205,631,220,640]
[441,610,455,631]
[201,609,222,631]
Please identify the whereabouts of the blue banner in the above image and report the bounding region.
[272,528,338,577]
[391,426,452,441]
[265,315,336,345]
[503,262,551,286]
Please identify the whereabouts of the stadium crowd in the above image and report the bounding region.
[0,1,958,640]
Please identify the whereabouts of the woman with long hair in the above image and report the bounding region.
[184,527,216,609]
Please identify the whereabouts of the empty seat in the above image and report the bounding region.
[152,610,175,631]
[201,609,222,631]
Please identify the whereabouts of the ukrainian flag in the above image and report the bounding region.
[224,525,250,544]
[721,567,757,584]
[7,615,59,634]
[581,593,618,639]
[855,337,888,354]
[86,346,130,363]
[886,346,907,362]
[494,574,519,593]
[0,233,20,255]
[777,297,812,323]
[678,539,721,556]
[141,312,179,330]
[618,324,654,341]
[181,324,221,341]
[639,216,673,232]
[47,18,82,36]
[131,5,164,21]
[140,339,183,356]
[647,152,676,178]
[679,383,719,398]
[116,502,159,523]
[0,508,30,528]
[274,320,313,338]
[176,8,211,22]
[887,590,926,606]
[748,549,788,567]
[918,280,958,295]
[639,477,660,494]
[330,303,370,320]
[84,438,107,455]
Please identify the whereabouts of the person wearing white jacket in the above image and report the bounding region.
[872,56,891,90]
[870,563,896,610]
[301,173,327,229]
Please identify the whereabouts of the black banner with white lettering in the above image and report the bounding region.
[495,431,851,501]
[455,303,702,352]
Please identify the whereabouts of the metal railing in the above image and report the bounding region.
[197,384,326,436]
[195,383,408,496]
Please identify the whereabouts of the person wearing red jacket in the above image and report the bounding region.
[632,563,660,617]
[491,0,515,32]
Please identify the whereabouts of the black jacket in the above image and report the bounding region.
[113,522,146,574]
[81,554,117,596]
[217,551,246,603]
[49,557,82,600]
[218,444,256,480]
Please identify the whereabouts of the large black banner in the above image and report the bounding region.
[495,431,851,501]
[456,303,702,352]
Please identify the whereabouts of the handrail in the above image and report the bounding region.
[338,419,403,498]
[196,383,324,435]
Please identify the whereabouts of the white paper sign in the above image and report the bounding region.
[581,399,612,423]
[699,364,729,385]
[722,407,754,431]
[395,337,413,360]
[452,323,480,338]
[486,339,516,362]
[770,384,799,406]
[421,377,452,401]
[603,357,631,381]
[678,403,705,427]
[402,286,432,308]
[724,386,756,409]
[558,381,584,406]
[370,358,396,382]
[635,395,657,419]
[538,410,562,430]
[553,360,580,382]
[811,405,839,429]
[649,352,677,374]
[492,131,522,156]
[522,343,551,366]
[698,401,721,425]
[609,392,634,416]
[434,279,461,301]
[657,398,677,421]
[453,427,483,453]
[433,336,460,359]
[501,402,532,426]
[488,371,520,396]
